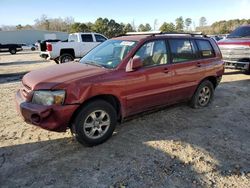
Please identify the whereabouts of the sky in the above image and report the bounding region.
[0,0,250,28]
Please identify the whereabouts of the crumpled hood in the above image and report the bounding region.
[22,63,108,90]
[218,38,250,46]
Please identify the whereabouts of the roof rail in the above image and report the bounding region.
[124,31,207,37]
[126,31,162,36]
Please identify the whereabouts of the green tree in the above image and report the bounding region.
[199,17,207,27]
[16,24,23,30]
[138,23,151,32]
[175,17,184,32]
[123,23,135,33]
[160,22,176,32]
[185,18,192,31]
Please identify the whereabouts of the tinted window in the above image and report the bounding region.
[95,34,107,42]
[81,34,93,42]
[196,40,215,58]
[135,40,168,66]
[169,39,196,63]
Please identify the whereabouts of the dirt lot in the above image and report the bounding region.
[0,52,250,188]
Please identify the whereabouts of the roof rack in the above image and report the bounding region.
[124,31,207,37]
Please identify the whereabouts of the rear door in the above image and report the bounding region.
[167,38,206,102]
[125,40,174,115]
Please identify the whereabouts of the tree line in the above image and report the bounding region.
[1,15,249,37]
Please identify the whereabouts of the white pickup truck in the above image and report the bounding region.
[40,32,107,63]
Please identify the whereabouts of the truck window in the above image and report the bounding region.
[196,40,215,58]
[81,34,93,42]
[169,39,197,63]
[95,34,107,42]
[68,34,78,42]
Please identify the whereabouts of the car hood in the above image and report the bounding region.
[218,38,250,46]
[22,63,108,90]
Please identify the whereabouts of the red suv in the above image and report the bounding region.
[16,32,224,146]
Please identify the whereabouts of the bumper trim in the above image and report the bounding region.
[16,91,79,132]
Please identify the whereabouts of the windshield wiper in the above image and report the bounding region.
[84,61,107,68]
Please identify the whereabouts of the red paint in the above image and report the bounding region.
[16,35,224,132]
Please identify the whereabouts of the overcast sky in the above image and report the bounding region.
[1,0,250,28]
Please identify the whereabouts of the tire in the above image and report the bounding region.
[9,48,16,55]
[71,100,117,146]
[54,58,60,64]
[190,80,214,109]
[59,54,74,63]
[31,47,36,51]
[246,63,250,75]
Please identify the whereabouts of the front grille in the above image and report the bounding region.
[219,45,250,61]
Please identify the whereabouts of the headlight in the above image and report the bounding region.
[32,90,65,105]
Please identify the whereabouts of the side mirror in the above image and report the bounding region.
[126,57,143,72]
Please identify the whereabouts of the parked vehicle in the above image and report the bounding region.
[21,43,36,51]
[0,43,22,54]
[208,35,223,42]
[40,33,107,64]
[16,31,224,146]
[218,25,250,73]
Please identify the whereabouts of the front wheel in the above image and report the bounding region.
[190,80,214,108]
[59,54,74,63]
[71,100,117,146]
[9,48,16,55]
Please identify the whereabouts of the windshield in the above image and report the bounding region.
[228,26,250,38]
[80,40,137,69]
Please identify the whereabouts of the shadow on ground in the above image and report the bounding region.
[0,80,250,188]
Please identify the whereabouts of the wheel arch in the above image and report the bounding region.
[69,94,122,128]
[199,76,218,89]
[60,48,75,58]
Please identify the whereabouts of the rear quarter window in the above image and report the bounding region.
[196,39,215,58]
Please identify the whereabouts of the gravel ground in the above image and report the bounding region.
[0,53,250,188]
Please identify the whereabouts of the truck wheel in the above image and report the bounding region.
[190,80,214,108]
[59,54,74,63]
[71,100,117,146]
[246,63,250,75]
[9,48,16,55]
[31,47,36,51]
[54,58,60,64]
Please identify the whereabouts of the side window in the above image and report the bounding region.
[81,34,93,42]
[134,40,168,67]
[68,34,78,42]
[169,39,197,63]
[196,40,215,58]
[95,34,107,42]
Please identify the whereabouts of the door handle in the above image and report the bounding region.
[163,68,169,73]
[197,62,202,67]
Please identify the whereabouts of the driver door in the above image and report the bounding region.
[124,40,173,115]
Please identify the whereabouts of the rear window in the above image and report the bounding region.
[169,39,197,63]
[196,40,215,58]
[81,34,93,42]
[95,34,107,42]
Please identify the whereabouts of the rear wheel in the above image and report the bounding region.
[246,63,250,75]
[59,53,74,63]
[9,48,16,55]
[71,100,117,146]
[54,58,60,64]
[190,80,214,108]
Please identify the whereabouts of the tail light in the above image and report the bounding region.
[47,43,52,51]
